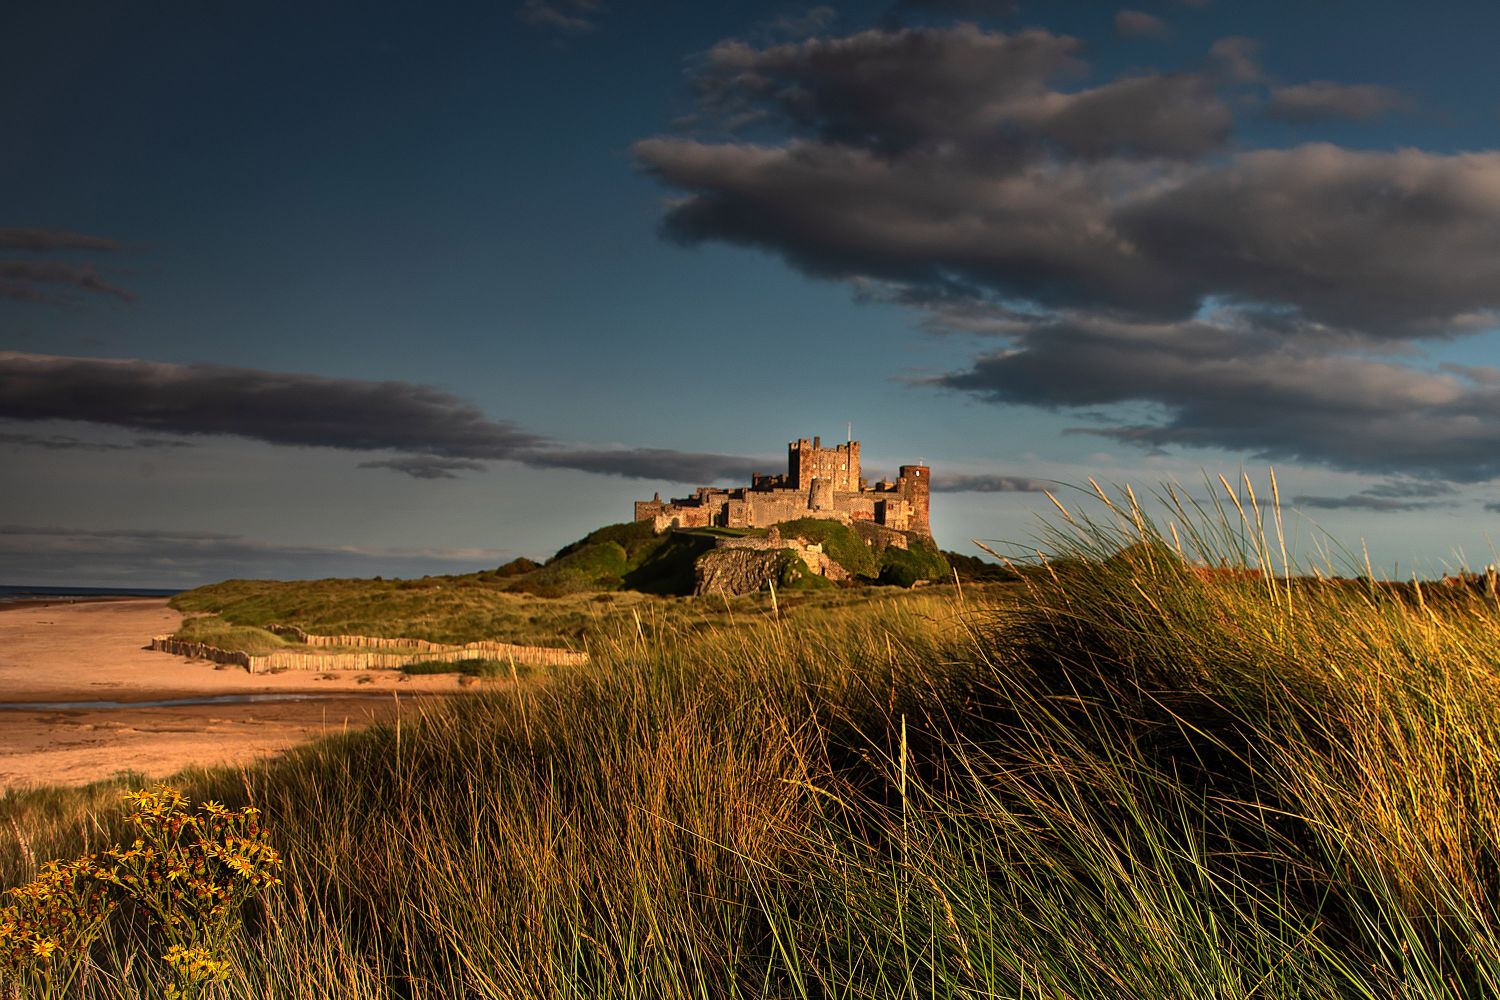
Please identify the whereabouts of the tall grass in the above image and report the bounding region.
[168,574,977,648]
[7,478,1500,997]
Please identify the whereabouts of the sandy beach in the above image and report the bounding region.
[0,598,490,790]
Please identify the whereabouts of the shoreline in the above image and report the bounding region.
[0,595,178,608]
[0,597,492,790]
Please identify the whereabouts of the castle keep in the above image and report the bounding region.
[634,436,931,537]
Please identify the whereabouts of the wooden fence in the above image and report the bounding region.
[151,630,587,674]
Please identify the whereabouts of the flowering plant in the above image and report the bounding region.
[0,785,281,999]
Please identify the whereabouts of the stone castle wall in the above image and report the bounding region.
[637,436,931,537]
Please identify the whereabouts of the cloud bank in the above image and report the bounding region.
[1266,81,1410,123]
[0,227,135,304]
[930,473,1051,493]
[0,352,763,484]
[636,22,1500,486]
[0,525,511,587]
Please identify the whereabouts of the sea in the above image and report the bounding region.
[0,584,183,603]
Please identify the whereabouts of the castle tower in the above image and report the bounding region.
[897,465,931,537]
[808,476,835,511]
[788,435,860,492]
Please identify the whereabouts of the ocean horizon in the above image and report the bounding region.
[0,584,183,602]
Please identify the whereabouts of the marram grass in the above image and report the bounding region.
[7,478,1500,997]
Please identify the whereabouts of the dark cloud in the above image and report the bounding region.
[0,228,124,252]
[515,0,604,32]
[1294,478,1459,512]
[517,447,766,483]
[0,227,135,304]
[1115,145,1500,335]
[1267,81,1411,123]
[1292,494,1453,513]
[0,431,129,452]
[357,456,487,480]
[0,260,136,303]
[0,525,510,587]
[930,473,1051,492]
[0,352,764,484]
[0,430,194,452]
[1207,36,1260,83]
[1029,73,1230,160]
[644,113,1500,338]
[933,312,1500,482]
[1361,480,1458,500]
[639,23,1500,484]
[641,137,1191,316]
[1115,10,1170,39]
[692,27,1227,160]
[0,352,545,458]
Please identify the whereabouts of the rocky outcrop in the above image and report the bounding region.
[694,548,792,596]
[693,527,854,596]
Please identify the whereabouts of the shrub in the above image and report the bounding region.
[491,557,541,578]
[401,658,508,678]
[877,538,950,587]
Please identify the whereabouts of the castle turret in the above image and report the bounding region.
[897,465,931,537]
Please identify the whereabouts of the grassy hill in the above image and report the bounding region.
[8,486,1500,997]
[168,519,964,649]
[168,564,989,649]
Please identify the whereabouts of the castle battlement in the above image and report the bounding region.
[633,436,931,537]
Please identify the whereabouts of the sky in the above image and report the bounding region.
[8,0,1500,586]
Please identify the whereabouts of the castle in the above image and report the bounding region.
[634,436,931,537]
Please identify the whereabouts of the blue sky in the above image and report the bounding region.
[7,0,1500,586]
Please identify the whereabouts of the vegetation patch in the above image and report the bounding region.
[170,569,989,649]
[775,517,880,578]
[40,480,1500,997]
[486,557,541,579]
[943,548,1020,582]
[506,541,630,598]
[400,658,508,678]
[550,520,666,566]
[621,530,720,594]
[169,615,301,654]
[876,536,950,587]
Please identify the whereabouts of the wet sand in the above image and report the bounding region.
[0,598,489,789]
